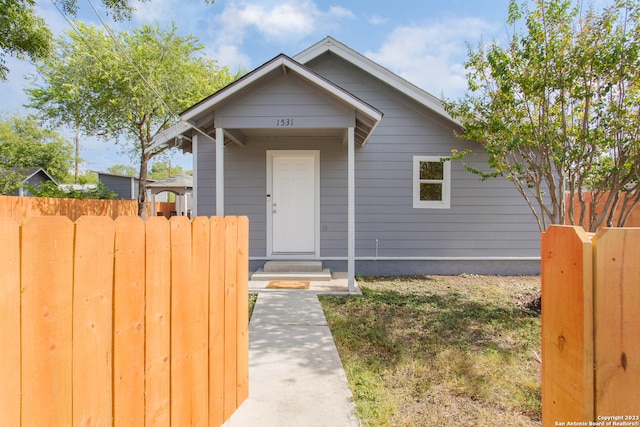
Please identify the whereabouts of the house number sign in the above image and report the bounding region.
[276,118,294,127]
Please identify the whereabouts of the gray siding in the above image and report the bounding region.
[197,136,347,258]
[215,72,354,129]
[98,174,136,199]
[196,51,542,268]
[306,53,541,259]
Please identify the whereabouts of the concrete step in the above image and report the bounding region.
[263,260,323,273]
[251,268,332,282]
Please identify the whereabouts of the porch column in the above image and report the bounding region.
[215,127,224,216]
[348,126,355,292]
[192,134,198,216]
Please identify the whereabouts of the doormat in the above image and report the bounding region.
[266,280,310,289]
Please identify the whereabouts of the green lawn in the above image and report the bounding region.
[319,275,542,427]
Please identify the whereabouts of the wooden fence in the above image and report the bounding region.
[565,191,640,229]
[541,225,639,426]
[0,195,175,222]
[0,215,249,427]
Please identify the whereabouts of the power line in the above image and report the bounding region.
[85,0,181,122]
[50,0,217,151]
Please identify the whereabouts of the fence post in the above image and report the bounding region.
[592,228,640,413]
[541,225,595,425]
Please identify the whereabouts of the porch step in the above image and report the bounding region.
[263,261,323,273]
[251,261,331,281]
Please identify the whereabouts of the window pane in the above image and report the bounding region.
[420,161,443,180]
[420,183,442,201]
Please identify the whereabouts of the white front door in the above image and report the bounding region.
[267,151,319,255]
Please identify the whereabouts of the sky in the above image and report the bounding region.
[0,0,517,173]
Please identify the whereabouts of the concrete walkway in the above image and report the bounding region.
[223,289,360,427]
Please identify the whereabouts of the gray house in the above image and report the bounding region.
[4,167,57,196]
[95,171,142,200]
[150,37,541,290]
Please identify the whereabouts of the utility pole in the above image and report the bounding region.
[74,127,80,183]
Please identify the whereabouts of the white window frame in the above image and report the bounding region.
[413,156,451,209]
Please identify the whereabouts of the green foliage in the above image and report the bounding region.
[108,164,138,177]
[0,0,52,80]
[0,0,216,79]
[28,180,117,199]
[27,21,239,216]
[445,0,640,231]
[0,168,23,195]
[0,114,74,185]
[149,160,186,180]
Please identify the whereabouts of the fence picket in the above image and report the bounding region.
[21,217,75,427]
[2,215,248,427]
[593,228,640,413]
[192,217,213,423]
[209,217,227,427]
[0,218,20,427]
[169,216,198,426]
[541,226,595,424]
[145,217,172,426]
[72,217,115,426]
[113,217,146,426]
[236,216,250,403]
[224,217,240,419]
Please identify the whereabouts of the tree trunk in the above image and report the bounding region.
[137,153,150,219]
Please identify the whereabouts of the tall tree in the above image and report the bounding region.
[0,0,215,79]
[149,160,186,180]
[0,0,52,80]
[27,22,239,217]
[0,114,74,193]
[108,164,138,177]
[444,0,640,231]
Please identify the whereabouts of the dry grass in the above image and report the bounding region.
[319,275,542,427]
[249,293,258,320]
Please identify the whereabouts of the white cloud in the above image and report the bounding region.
[366,17,494,99]
[328,6,355,20]
[369,15,388,25]
[217,1,321,41]
[208,0,355,68]
[206,43,252,71]
[132,0,175,23]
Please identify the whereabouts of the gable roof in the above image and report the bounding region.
[4,167,58,184]
[294,36,459,125]
[150,53,383,151]
[146,173,192,189]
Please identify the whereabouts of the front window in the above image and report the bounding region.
[413,156,451,209]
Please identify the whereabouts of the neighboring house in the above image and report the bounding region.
[150,37,541,288]
[94,171,166,201]
[5,167,57,196]
[94,171,140,200]
[147,174,193,216]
